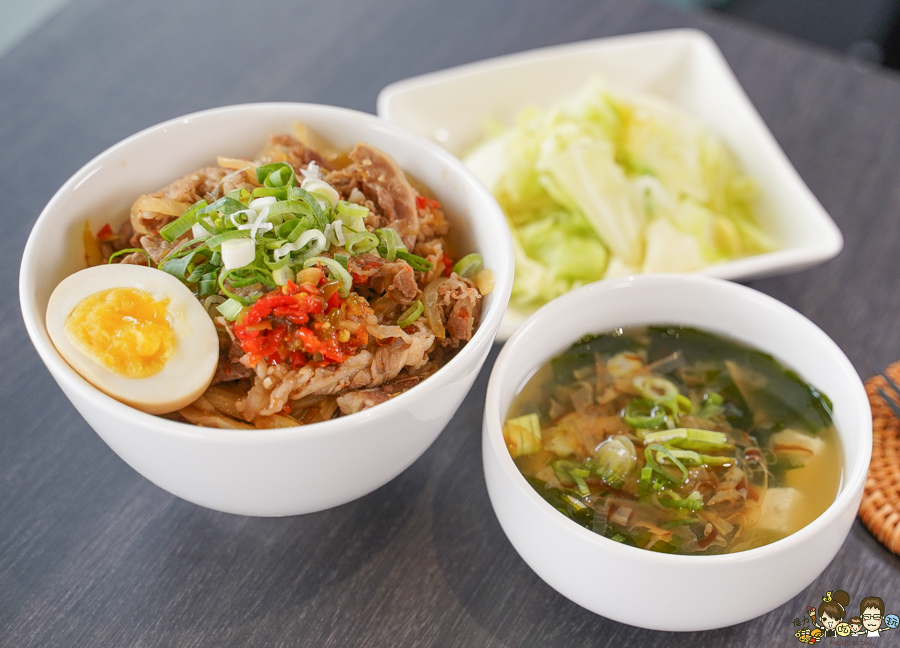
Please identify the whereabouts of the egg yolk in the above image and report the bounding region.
[64,287,174,378]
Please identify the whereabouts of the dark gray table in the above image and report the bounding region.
[3,0,900,646]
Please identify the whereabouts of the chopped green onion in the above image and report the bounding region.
[644,443,688,484]
[216,297,244,321]
[336,200,369,219]
[397,300,424,328]
[639,465,653,494]
[156,236,206,266]
[633,375,679,400]
[658,448,702,467]
[697,391,724,418]
[159,200,207,243]
[632,375,690,415]
[346,231,379,255]
[650,444,689,483]
[274,229,327,262]
[275,216,313,244]
[552,460,581,487]
[267,199,312,221]
[256,162,297,190]
[290,187,331,231]
[657,490,704,511]
[252,186,288,200]
[376,227,405,261]
[334,254,349,270]
[202,294,226,317]
[396,250,433,272]
[642,428,733,452]
[562,494,588,512]
[199,196,248,218]
[303,256,352,292]
[623,398,665,429]
[107,247,152,267]
[272,265,295,286]
[592,464,625,489]
[570,469,591,496]
[225,188,252,204]
[698,454,734,467]
[452,253,483,278]
[302,179,340,208]
[206,229,251,250]
[197,271,219,297]
[159,247,216,283]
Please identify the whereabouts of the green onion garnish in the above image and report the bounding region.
[376,227,404,261]
[304,256,352,292]
[452,253,483,278]
[397,300,424,328]
[205,229,251,250]
[346,231,379,255]
[396,250,433,272]
[639,465,653,494]
[336,200,369,219]
[216,297,244,321]
[256,162,297,190]
[642,428,733,452]
[159,199,207,243]
[623,398,665,429]
[107,247,152,267]
[657,490,704,511]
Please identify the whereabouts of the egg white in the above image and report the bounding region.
[46,264,219,415]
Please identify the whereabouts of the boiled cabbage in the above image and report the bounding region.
[464,79,774,311]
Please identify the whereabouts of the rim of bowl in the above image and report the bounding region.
[20,102,514,444]
[484,273,871,565]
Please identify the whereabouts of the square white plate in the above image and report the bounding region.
[377,29,843,340]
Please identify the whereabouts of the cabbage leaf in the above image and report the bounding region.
[464,78,773,310]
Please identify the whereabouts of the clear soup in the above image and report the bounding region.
[504,325,842,555]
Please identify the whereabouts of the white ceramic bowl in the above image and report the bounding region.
[482,274,870,631]
[378,29,844,340]
[20,103,513,517]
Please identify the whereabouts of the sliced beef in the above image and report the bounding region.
[434,274,481,346]
[371,263,417,305]
[335,372,429,415]
[119,251,150,265]
[416,203,450,243]
[349,253,418,305]
[257,133,330,173]
[131,166,229,236]
[240,351,375,420]
[348,143,419,249]
[212,333,254,385]
[237,322,435,420]
[414,238,447,284]
[336,389,391,415]
[139,233,180,264]
[212,356,254,384]
[348,322,434,390]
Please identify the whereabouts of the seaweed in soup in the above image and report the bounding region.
[504,325,842,555]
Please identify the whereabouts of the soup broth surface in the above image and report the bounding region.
[504,326,842,555]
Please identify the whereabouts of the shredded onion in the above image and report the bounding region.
[423,277,450,339]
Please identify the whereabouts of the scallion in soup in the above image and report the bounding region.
[504,326,842,555]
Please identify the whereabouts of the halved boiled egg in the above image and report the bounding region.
[46,264,218,414]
